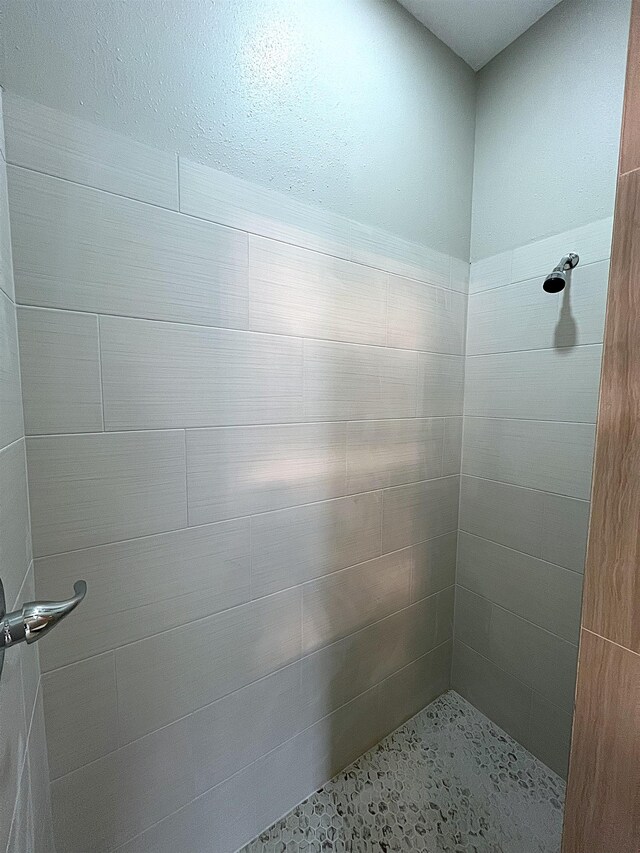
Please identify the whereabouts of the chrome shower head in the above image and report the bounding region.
[543,253,579,293]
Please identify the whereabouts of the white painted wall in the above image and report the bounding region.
[471,0,630,260]
[0,0,477,258]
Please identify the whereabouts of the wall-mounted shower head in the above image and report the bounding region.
[543,253,579,293]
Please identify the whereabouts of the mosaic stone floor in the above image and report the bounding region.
[241,691,565,853]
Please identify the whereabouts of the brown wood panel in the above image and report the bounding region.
[620,0,640,174]
[581,168,640,653]
[563,630,640,853]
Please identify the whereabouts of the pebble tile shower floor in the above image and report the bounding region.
[240,691,565,853]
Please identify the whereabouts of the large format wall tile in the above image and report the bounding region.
[186,423,347,525]
[179,157,352,259]
[417,353,464,416]
[186,664,301,797]
[464,345,602,422]
[18,307,103,434]
[451,641,532,746]
[459,475,590,572]
[27,431,187,556]
[527,693,573,779]
[345,418,444,492]
[381,476,459,553]
[466,260,609,354]
[35,518,250,671]
[100,316,303,430]
[51,715,196,853]
[0,287,24,448]
[303,339,417,421]
[457,532,582,642]
[468,250,513,294]
[8,167,249,328]
[250,492,382,599]
[4,94,178,209]
[462,417,596,499]
[42,653,119,779]
[0,439,31,610]
[386,274,466,353]
[249,235,387,346]
[0,145,14,301]
[115,587,302,743]
[455,587,578,712]
[302,549,413,654]
[299,589,452,731]
[350,220,451,289]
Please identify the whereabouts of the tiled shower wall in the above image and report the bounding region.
[452,219,613,777]
[0,90,55,853]
[3,93,467,853]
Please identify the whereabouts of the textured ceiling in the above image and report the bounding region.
[397,0,566,70]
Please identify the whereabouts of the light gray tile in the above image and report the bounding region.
[511,217,613,283]
[455,587,578,713]
[382,476,459,553]
[302,549,413,654]
[377,641,452,736]
[18,307,103,434]
[466,259,610,355]
[0,288,24,448]
[304,338,417,421]
[27,431,187,556]
[4,94,178,208]
[0,440,31,610]
[43,653,119,779]
[186,423,347,526]
[449,257,470,294]
[442,416,463,476]
[526,694,573,779]
[298,593,445,729]
[387,275,466,353]
[27,689,56,853]
[35,518,250,671]
[8,167,249,328]
[417,352,464,417]
[179,157,352,258]
[541,492,590,573]
[464,346,602,422]
[6,747,33,853]
[101,316,303,430]
[249,235,387,345]
[188,663,300,795]
[346,418,444,493]
[302,687,385,792]
[411,533,457,602]
[0,642,28,853]
[0,151,15,301]
[457,532,583,643]
[350,220,451,289]
[116,587,301,743]
[459,475,544,557]
[15,566,39,724]
[0,87,5,160]
[50,716,196,853]
[251,492,381,599]
[469,250,513,294]
[116,717,314,853]
[462,417,596,499]
[451,641,532,746]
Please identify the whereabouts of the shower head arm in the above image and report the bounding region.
[555,253,579,273]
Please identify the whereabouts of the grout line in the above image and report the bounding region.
[465,342,604,358]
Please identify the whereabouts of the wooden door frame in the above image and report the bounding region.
[562,2,640,850]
